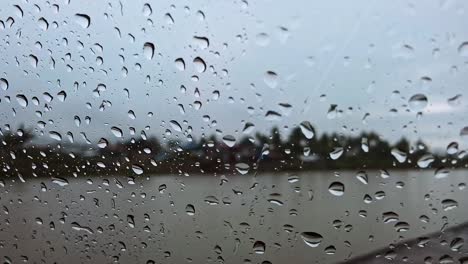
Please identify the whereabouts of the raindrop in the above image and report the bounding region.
[460,127,468,137]
[355,171,368,184]
[142,3,152,16]
[51,177,69,186]
[222,135,236,147]
[242,122,255,134]
[185,204,195,216]
[29,54,38,68]
[74,13,91,28]
[299,121,315,139]
[174,58,185,71]
[193,36,209,49]
[111,126,123,138]
[132,165,144,175]
[193,57,206,73]
[143,42,155,60]
[458,42,468,57]
[329,147,344,160]
[169,120,182,132]
[235,163,250,175]
[417,154,435,168]
[0,78,9,90]
[391,148,407,163]
[38,17,49,31]
[264,71,278,88]
[300,232,323,248]
[57,91,67,102]
[16,94,28,107]
[328,182,345,196]
[447,94,462,107]
[442,199,458,211]
[253,241,266,254]
[447,142,458,155]
[255,33,270,46]
[49,131,62,141]
[97,138,108,148]
[408,94,428,111]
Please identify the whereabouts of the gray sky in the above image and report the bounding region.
[1,0,467,151]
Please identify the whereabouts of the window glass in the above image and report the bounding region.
[1,0,468,263]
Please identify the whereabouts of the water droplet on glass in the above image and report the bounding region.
[253,241,266,254]
[143,3,152,16]
[143,42,155,60]
[442,199,458,211]
[408,94,428,111]
[329,147,344,160]
[111,126,123,138]
[222,135,236,147]
[355,171,368,184]
[193,57,206,73]
[193,36,209,49]
[38,17,49,31]
[185,204,195,216]
[74,13,91,28]
[417,154,435,168]
[299,121,315,139]
[169,120,182,132]
[132,165,144,175]
[300,232,323,247]
[0,78,8,90]
[16,94,28,107]
[174,58,185,71]
[328,182,345,196]
[264,71,278,89]
[391,148,407,163]
[458,41,468,57]
[235,163,250,175]
[49,131,62,141]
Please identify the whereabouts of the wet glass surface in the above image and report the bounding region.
[1,0,468,263]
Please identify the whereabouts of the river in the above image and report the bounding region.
[0,169,467,263]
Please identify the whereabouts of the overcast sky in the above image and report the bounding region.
[1,0,467,151]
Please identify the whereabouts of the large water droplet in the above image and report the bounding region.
[143,42,155,60]
[193,57,206,73]
[329,147,344,160]
[0,78,9,90]
[253,241,266,254]
[142,3,152,16]
[460,127,468,137]
[300,232,323,248]
[417,154,435,168]
[299,121,315,139]
[169,120,182,132]
[355,171,368,184]
[264,71,278,89]
[132,165,144,175]
[235,163,250,175]
[29,54,38,68]
[111,126,123,138]
[49,131,62,141]
[408,94,428,111]
[74,13,91,28]
[38,17,49,31]
[16,94,28,107]
[174,58,185,71]
[185,204,195,216]
[328,182,345,196]
[458,42,468,57]
[391,148,407,163]
[442,199,458,211]
[222,135,236,147]
[193,36,209,49]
